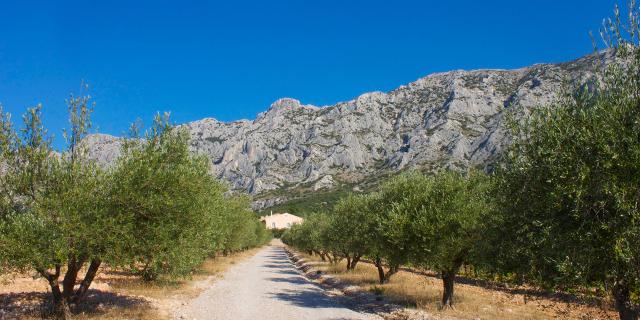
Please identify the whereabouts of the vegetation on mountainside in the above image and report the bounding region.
[0,95,269,319]
[257,167,408,217]
[258,186,354,217]
[284,2,640,318]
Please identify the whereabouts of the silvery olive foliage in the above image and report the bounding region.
[0,98,269,319]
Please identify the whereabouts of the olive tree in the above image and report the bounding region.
[367,173,423,284]
[222,195,270,254]
[328,194,376,270]
[496,71,640,319]
[282,212,336,261]
[110,113,228,281]
[0,96,130,319]
[400,170,492,309]
[494,5,640,318]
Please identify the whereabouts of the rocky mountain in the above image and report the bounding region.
[85,51,609,209]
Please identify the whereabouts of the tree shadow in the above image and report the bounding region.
[263,256,289,261]
[262,263,292,269]
[269,288,341,309]
[274,270,300,276]
[267,276,310,285]
[0,289,151,319]
[72,289,150,314]
[396,266,609,307]
[263,257,290,262]
[0,291,48,317]
[99,269,183,289]
[351,258,614,309]
[270,287,398,316]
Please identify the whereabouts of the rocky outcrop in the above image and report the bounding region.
[313,175,335,191]
[84,51,610,207]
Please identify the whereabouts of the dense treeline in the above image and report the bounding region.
[284,5,640,319]
[0,97,270,319]
[282,171,493,309]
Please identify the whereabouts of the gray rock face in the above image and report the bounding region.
[80,133,123,165]
[313,175,335,191]
[84,52,609,206]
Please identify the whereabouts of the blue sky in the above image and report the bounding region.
[0,0,618,148]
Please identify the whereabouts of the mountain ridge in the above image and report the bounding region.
[84,51,611,209]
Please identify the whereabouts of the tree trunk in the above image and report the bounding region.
[140,260,158,282]
[51,286,71,320]
[73,259,101,303]
[375,257,385,284]
[441,270,455,309]
[385,264,399,283]
[62,257,85,302]
[319,252,326,262]
[141,269,158,282]
[441,257,464,310]
[326,252,334,264]
[39,266,71,319]
[612,279,638,320]
[350,255,360,270]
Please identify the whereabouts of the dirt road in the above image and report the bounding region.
[173,243,379,320]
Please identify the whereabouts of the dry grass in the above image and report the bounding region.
[0,247,262,319]
[302,254,617,320]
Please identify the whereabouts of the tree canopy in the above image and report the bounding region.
[0,99,269,319]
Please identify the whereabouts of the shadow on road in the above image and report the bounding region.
[266,277,310,285]
[269,288,341,309]
[273,270,300,276]
[262,263,292,269]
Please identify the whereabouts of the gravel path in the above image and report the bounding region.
[174,243,379,320]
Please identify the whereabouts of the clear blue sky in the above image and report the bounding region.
[0,0,619,148]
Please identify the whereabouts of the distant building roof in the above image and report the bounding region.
[260,212,304,229]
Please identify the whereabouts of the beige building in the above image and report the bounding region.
[260,212,303,229]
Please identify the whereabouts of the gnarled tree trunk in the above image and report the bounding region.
[374,257,399,284]
[441,270,456,309]
[51,286,71,320]
[73,259,102,303]
[39,266,71,320]
[349,254,360,270]
[385,264,399,283]
[325,252,334,264]
[612,279,638,320]
[441,257,464,309]
[38,257,102,319]
[62,256,86,301]
[375,257,385,284]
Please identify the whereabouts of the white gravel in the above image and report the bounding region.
[173,244,379,320]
